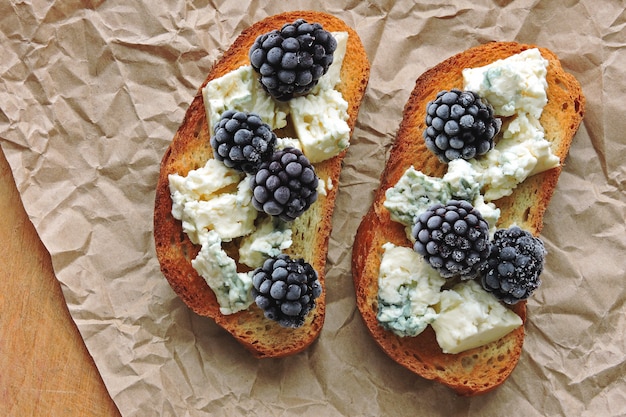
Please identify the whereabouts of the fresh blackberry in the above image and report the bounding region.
[251,147,318,222]
[249,19,337,101]
[251,254,322,328]
[412,200,491,279]
[423,89,502,163]
[210,110,277,174]
[479,226,545,304]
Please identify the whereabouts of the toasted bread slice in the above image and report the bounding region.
[352,42,584,394]
[154,11,369,358]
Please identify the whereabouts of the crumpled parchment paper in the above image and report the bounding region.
[1,1,625,416]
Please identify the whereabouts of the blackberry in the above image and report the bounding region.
[412,200,491,279]
[251,147,318,222]
[479,226,545,304]
[423,89,502,163]
[210,110,277,174]
[251,254,322,328]
[249,19,337,101]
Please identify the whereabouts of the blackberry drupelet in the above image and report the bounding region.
[479,226,545,304]
[251,254,322,328]
[249,19,337,101]
[423,89,502,163]
[251,147,318,222]
[412,200,491,279]
[210,110,277,174]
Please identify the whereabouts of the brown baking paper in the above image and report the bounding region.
[1,1,625,416]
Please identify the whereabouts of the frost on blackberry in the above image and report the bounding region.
[423,89,502,163]
[249,19,337,101]
[412,200,491,279]
[479,226,545,304]
[251,254,322,328]
[251,147,318,222]
[211,110,277,174]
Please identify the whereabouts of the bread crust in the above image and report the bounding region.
[154,11,369,358]
[352,42,584,395]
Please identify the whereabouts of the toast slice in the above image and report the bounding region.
[352,42,584,394]
[154,11,369,358]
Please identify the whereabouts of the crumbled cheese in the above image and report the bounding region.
[377,243,445,337]
[462,48,548,119]
[192,230,253,315]
[169,159,256,243]
[238,217,293,268]
[431,280,523,354]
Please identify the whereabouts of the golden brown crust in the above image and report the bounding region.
[352,42,584,394]
[154,11,370,358]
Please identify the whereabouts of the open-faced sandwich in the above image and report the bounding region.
[352,42,584,394]
[154,11,369,358]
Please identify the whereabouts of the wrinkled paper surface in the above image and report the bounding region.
[1,1,625,416]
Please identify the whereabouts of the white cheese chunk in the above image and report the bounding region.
[431,280,523,354]
[464,113,560,201]
[238,216,293,268]
[288,88,350,163]
[384,167,453,228]
[462,48,548,119]
[192,230,253,315]
[169,159,257,243]
[288,32,350,163]
[179,179,256,242]
[202,65,288,133]
[377,243,446,337]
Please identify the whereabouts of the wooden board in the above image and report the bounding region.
[0,146,121,417]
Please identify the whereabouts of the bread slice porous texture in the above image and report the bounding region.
[154,11,370,358]
[352,42,584,395]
